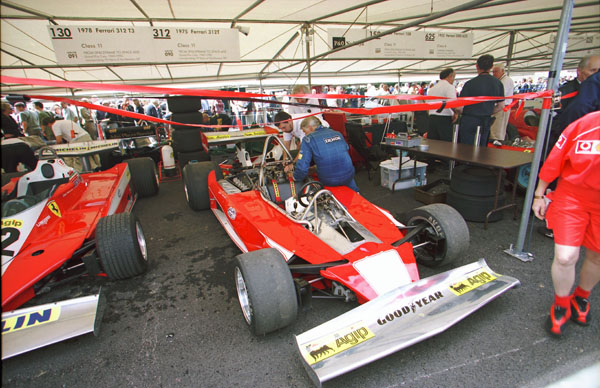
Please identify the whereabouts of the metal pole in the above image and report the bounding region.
[506,0,574,261]
[304,24,312,90]
[474,126,481,146]
[506,30,516,73]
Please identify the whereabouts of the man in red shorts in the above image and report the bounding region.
[532,110,600,336]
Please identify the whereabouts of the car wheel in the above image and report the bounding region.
[450,165,501,197]
[126,157,159,197]
[171,128,204,152]
[234,248,298,336]
[405,203,469,267]
[177,149,210,168]
[446,189,505,223]
[182,161,222,211]
[96,213,148,279]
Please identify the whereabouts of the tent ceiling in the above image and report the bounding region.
[1,0,599,94]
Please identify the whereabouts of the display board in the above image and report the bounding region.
[48,25,240,64]
[548,33,600,58]
[328,29,474,59]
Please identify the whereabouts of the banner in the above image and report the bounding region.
[48,25,240,65]
[328,29,473,59]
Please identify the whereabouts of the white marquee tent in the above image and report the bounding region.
[1,0,599,95]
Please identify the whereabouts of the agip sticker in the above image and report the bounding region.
[299,322,375,365]
[449,269,497,296]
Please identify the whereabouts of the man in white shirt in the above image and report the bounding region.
[490,63,515,142]
[41,116,98,171]
[426,68,460,141]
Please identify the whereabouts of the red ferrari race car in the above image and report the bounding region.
[182,134,520,386]
[1,147,159,359]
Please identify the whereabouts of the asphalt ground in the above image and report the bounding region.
[2,166,599,388]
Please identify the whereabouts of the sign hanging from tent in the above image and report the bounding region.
[327,29,473,59]
[48,25,240,65]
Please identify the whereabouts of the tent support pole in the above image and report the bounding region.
[506,30,515,73]
[304,24,312,89]
[505,0,574,262]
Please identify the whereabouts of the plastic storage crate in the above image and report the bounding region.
[380,158,427,191]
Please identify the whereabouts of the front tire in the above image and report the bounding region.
[235,248,298,336]
[126,157,159,197]
[404,204,469,267]
[96,213,148,279]
[182,161,222,211]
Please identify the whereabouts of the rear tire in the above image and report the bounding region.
[96,213,148,279]
[450,165,500,197]
[126,157,159,197]
[182,161,222,211]
[234,248,298,335]
[405,204,469,267]
[446,189,505,223]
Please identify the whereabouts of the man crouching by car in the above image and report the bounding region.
[285,116,359,192]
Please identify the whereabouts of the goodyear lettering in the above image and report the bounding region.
[1,219,23,228]
[300,322,375,365]
[449,270,498,296]
[2,307,61,334]
[377,291,443,325]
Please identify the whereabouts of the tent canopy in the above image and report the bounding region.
[1,0,599,94]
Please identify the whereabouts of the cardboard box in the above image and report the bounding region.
[414,179,450,204]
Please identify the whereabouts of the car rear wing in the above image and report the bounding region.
[295,259,519,387]
[2,291,105,360]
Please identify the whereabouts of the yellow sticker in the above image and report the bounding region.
[449,269,498,296]
[243,130,266,136]
[297,153,303,160]
[47,200,62,218]
[1,219,23,228]
[206,134,231,139]
[299,322,375,365]
[2,306,61,334]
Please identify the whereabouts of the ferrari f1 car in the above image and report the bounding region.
[1,147,159,359]
[182,133,520,386]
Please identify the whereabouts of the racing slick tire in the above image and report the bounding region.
[404,203,469,268]
[182,161,222,211]
[126,157,159,198]
[171,128,204,153]
[177,150,210,168]
[96,213,148,280]
[449,165,502,197]
[234,248,298,336]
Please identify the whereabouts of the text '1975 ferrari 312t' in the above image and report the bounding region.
[1,147,159,359]
[182,130,520,387]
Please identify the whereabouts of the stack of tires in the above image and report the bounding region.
[168,97,210,168]
[446,165,505,223]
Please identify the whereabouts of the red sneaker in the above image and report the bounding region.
[570,296,591,326]
[546,304,570,337]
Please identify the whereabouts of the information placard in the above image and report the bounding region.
[328,29,473,59]
[48,25,240,65]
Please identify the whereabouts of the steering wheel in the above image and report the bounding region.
[297,181,325,207]
[37,146,60,160]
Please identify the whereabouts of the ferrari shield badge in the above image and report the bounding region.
[47,201,62,218]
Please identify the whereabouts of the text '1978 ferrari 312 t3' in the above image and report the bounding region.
[182,131,520,387]
[1,147,159,359]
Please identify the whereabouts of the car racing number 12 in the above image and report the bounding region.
[1,219,22,258]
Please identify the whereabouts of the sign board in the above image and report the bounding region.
[48,25,240,65]
[328,28,473,59]
[549,33,600,58]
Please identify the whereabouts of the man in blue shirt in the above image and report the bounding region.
[458,54,505,145]
[288,116,359,192]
